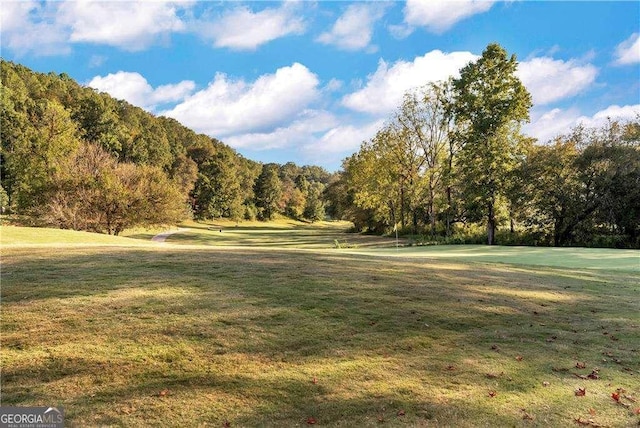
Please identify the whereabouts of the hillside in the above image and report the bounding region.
[0,60,334,234]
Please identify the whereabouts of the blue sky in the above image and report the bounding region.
[2,1,639,171]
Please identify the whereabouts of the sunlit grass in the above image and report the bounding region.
[1,227,639,426]
[349,245,640,271]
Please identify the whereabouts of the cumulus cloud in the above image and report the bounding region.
[524,104,640,143]
[316,3,388,51]
[224,110,338,150]
[394,0,495,36]
[0,0,190,54]
[163,63,320,138]
[342,50,477,115]
[0,1,70,56]
[614,33,640,65]
[577,104,640,127]
[314,120,386,154]
[517,57,598,106]
[294,119,386,168]
[88,72,195,111]
[197,3,305,50]
[58,1,188,51]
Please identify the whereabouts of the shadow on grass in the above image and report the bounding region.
[2,247,639,426]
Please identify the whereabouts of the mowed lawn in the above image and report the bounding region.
[1,225,639,427]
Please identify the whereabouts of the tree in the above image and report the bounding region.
[41,144,187,234]
[303,181,325,222]
[393,81,452,234]
[254,163,283,220]
[8,100,82,212]
[191,150,244,220]
[452,43,532,245]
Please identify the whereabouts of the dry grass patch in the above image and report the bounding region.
[1,243,639,427]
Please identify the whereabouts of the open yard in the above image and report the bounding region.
[1,224,639,426]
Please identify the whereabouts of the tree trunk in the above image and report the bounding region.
[445,186,452,236]
[400,185,406,229]
[487,201,496,245]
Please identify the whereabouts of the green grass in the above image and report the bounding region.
[163,219,402,249]
[1,225,639,427]
[349,245,640,272]
[1,225,156,247]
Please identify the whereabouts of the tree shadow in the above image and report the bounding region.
[2,247,639,426]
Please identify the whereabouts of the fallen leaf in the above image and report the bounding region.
[491,344,500,351]
[624,395,637,403]
[520,409,534,420]
[634,408,640,415]
[611,392,620,402]
[445,365,456,371]
[488,390,497,398]
[573,417,590,426]
[543,381,550,387]
[588,408,596,416]
[576,362,587,369]
[397,410,405,417]
[223,422,231,428]
[516,355,523,361]
[573,417,602,426]
[312,377,318,384]
[158,389,169,397]
[575,387,586,396]
[587,370,599,380]
[306,417,317,425]
[377,414,385,423]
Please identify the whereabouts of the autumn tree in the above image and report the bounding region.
[452,43,532,245]
[393,81,452,234]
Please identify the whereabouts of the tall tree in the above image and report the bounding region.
[452,43,532,245]
[394,81,452,234]
[254,163,283,220]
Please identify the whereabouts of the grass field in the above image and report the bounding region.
[1,224,639,427]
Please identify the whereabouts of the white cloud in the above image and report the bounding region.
[88,72,195,111]
[315,120,386,154]
[225,110,338,150]
[614,33,640,65]
[163,63,320,138]
[342,50,477,115]
[517,57,598,106]
[198,3,305,50]
[297,119,386,168]
[58,1,188,51]
[399,0,495,35]
[0,1,70,56]
[524,108,583,143]
[316,3,387,51]
[0,0,190,55]
[524,104,640,143]
[577,104,640,127]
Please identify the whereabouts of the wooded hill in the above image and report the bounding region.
[0,60,333,235]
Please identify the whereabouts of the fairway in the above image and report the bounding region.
[1,225,639,427]
[348,245,640,272]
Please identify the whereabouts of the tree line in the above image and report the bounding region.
[324,44,640,248]
[0,60,332,234]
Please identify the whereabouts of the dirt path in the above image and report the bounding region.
[151,228,190,243]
